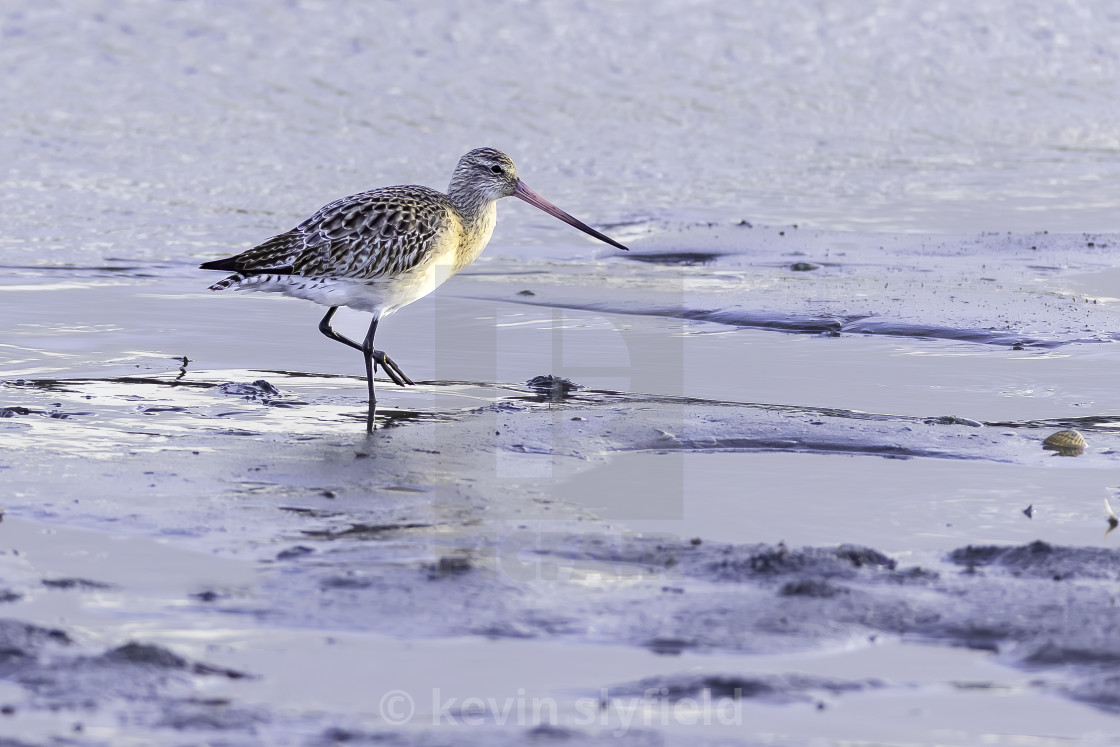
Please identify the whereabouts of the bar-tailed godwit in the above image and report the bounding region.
[201,147,630,431]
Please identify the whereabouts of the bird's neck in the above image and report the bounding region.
[453,200,497,272]
[447,182,498,247]
[447,176,493,216]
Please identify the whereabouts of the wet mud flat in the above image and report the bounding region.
[3,225,1120,744]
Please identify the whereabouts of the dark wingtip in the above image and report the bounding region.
[200,257,240,272]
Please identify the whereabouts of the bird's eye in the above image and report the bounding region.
[490,165,504,174]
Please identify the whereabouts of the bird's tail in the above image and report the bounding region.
[207,273,245,291]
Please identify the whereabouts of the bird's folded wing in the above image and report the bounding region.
[222,186,451,281]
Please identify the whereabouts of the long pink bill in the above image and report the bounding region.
[513,180,630,251]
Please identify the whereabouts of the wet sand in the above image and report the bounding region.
[3,224,1120,744]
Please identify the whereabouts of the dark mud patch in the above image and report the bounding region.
[0,406,32,417]
[947,541,1120,580]
[217,379,282,399]
[5,375,299,401]
[311,725,663,746]
[301,522,434,540]
[341,408,460,428]
[41,578,115,590]
[778,579,851,598]
[275,545,316,561]
[0,262,175,280]
[154,697,268,732]
[527,302,849,336]
[608,672,882,704]
[100,642,251,679]
[1,379,85,394]
[621,251,724,266]
[0,620,72,661]
[837,319,1065,348]
[525,375,582,401]
[216,378,309,408]
[507,301,1079,348]
[0,630,256,732]
[693,542,897,583]
[984,414,1120,433]
[928,415,985,427]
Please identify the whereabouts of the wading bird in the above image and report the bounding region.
[201,147,630,431]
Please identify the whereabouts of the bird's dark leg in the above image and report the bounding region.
[359,316,415,432]
[318,307,363,352]
[363,326,377,432]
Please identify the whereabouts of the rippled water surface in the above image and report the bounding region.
[5,0,1120,271]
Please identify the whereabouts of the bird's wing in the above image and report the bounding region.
[217,186,455,281]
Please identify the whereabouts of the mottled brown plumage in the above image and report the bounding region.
[200,147,630,431]
[210,185,453,283]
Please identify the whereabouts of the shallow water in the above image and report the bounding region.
[6,0,1120,271]
[4,1,1120,744]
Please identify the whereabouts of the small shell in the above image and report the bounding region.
[1043,429,1087,456]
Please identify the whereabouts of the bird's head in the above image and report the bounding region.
[450,147,520,202]
[448,146,630,252]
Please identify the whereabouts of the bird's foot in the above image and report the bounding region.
[372,351,415,387]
